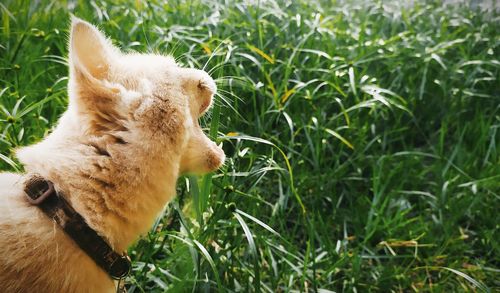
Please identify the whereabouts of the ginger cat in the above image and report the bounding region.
[0,17,225,292]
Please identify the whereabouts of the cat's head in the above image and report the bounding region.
[65,17,224,174]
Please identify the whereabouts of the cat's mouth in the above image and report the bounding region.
[205,142,225,171]
[178,130,225,175]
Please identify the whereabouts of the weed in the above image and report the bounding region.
[1,0,498,291]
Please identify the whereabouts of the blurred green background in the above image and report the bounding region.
[0,0,499,291]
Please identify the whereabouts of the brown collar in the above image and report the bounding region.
[24,175,131,280]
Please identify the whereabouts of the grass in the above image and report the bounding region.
[1,0,499,291]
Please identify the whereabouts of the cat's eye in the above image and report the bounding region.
[199,100,210,115]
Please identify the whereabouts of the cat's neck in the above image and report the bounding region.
[17,118,182,252]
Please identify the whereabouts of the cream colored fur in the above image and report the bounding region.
[0,17,225,293]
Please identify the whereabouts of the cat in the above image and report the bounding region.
[0,16,225,292]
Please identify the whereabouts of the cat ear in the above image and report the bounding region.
[68,17,126,133]
[69,17,117,80]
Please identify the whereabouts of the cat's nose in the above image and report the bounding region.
[197,74,216,96]
[181,68,216,95]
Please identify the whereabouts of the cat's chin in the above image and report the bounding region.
[178,143,225,176]
[205,144,225,172]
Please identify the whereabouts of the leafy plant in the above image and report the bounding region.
[1,0,498,291]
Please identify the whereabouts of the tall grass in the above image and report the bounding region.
[1,0,499,291]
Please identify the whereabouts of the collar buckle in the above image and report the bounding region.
[24,176,55,205]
